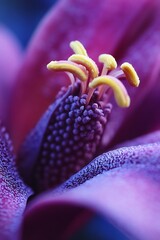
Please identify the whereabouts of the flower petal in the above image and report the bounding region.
[9,0,156,150]
[115,130,160,148]
[101,2,160,149]
[0,123,32,240]
[0,26,22,120]
[21,140,160,239]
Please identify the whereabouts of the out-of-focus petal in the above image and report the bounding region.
[102,3,160,148]
[9,0,156,151]
[115,130,160,148]
[0,26,22,119]
[0,123,32,240]
[21,141,160,240]
[0,26,22,85]
[110,76,160,146]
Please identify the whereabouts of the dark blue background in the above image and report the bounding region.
[0,0,56,47]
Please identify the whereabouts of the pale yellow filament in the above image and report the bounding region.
[47,61,88,82]
[69,54,99,79]
[99,54,117,71]
[121,62,140,87]
[89,76,130,107]
[70,41,88,56]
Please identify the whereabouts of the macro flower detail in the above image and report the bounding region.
[19,41,139,192]
[0,0,160,239]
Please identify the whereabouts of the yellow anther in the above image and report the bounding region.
[99,54,117,70]
[47,41,139,108]
[70,41,88,56]
[89,76,130,108]
[121,62,140,87]
[47,60,88,82]
[68,54,99,79]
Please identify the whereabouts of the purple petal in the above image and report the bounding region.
[0,123,32,240]
[0,26,22,85]
[115,130,160,148]
[0,26,22,120]
[21,136,160,239]
[9,0,156,151]
[102,2,160,148]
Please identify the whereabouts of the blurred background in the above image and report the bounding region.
[0,0,57,47]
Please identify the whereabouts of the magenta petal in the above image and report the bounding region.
[0,26,21,85]
[0,26,22,119]
[21,141,160,240]
[0,124,32,240]
[102,3,160,148]
[9,0,156,150]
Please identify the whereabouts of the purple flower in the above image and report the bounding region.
[0,0,160,239]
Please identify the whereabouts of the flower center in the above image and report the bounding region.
[19,41,139,192]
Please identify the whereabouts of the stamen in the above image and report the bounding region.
[65,72,75,86]
[89,76,130,107]
[121,62,140,87]
[68,54,99,79]
[47,41,140,108]
[70,41,88,56]
[98,54,117,97]
[110,69,124,79]
[47,60,88,82]
[99,54,117,75]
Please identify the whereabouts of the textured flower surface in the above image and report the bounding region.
[0,0,160,239]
